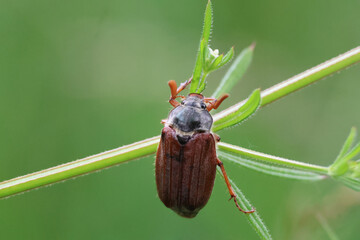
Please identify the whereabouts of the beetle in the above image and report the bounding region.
[156,78,255,218]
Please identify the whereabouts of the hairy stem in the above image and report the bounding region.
[0,136,160,198]
[213,46,360,121]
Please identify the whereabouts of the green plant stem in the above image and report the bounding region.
[218,142,329,175]
[0,136,160,199]
[0,46,359,199]
[213,46,360,122]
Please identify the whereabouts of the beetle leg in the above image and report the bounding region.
[169,99,180,108]
[168,78,192,107]
[176,77,192,95]
[203,97,216,103]
[168,80,178,98]
[207,94,229,111]
[168,81,181,107]
[217,158,255,214]
[161,119,167,125]
[212,133,221,142]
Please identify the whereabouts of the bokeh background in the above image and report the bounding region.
[1,0,359,239]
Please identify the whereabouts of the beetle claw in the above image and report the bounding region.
[233,197,256,214]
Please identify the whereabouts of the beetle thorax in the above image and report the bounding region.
[166,94,213,139]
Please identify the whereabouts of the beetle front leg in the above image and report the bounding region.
[203,97,216,102]
[217,158,255,214]
[168,80,181,107]
[168,78,192,107]
[176,77,192,95]
[207,94,229,111]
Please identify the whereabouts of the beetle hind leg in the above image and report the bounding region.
[217,158,255,214]
[229,195,255,214]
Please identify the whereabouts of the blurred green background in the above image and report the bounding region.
[1,0,359,239]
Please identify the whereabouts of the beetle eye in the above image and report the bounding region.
[200,103,207,109]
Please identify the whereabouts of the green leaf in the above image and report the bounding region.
[216,46,234,69]
[190,0,213,93]
[330,128,360,176]
[196,72,208,94]
[208,54,223,71]
[212,88,261,132]
[212,43,255,98]
[341,142,360,163]
[202,44,209,68]
[337,127,357,160]
[350,161,360,178]
[217,168,272,240]
[202,0,212,45]
[334,176,360,191]
[197,77,207,93]
[217,142,329,174]
[218,151,326,181]
[191,38,206,93]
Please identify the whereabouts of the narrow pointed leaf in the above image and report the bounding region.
[197,79,206,93]
[218,151,326,181]
[217,142,329,174]
[214,88,260,125]
[217,168,272,240]
[330,127,357,176]
[212,88,261,132]
[202,44,209,68]
[217,46,235,69]
[197,72,208,94]
[208,54,223,71]
[202,0,212,45]
[330,142,360,176]
[350,161,360,178]
[334,176,360,191]
[190,0,213,93]
[212,43,255,98]
[341,142,360,163]
[337,127,357,160]
[191,38,206,93]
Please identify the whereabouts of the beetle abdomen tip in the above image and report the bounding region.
[173,208,199,218]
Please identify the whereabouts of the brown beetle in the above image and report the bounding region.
[156,79,255,218]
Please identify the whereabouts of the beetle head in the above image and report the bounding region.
[181,94,207,110]
[167,94,213,135]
